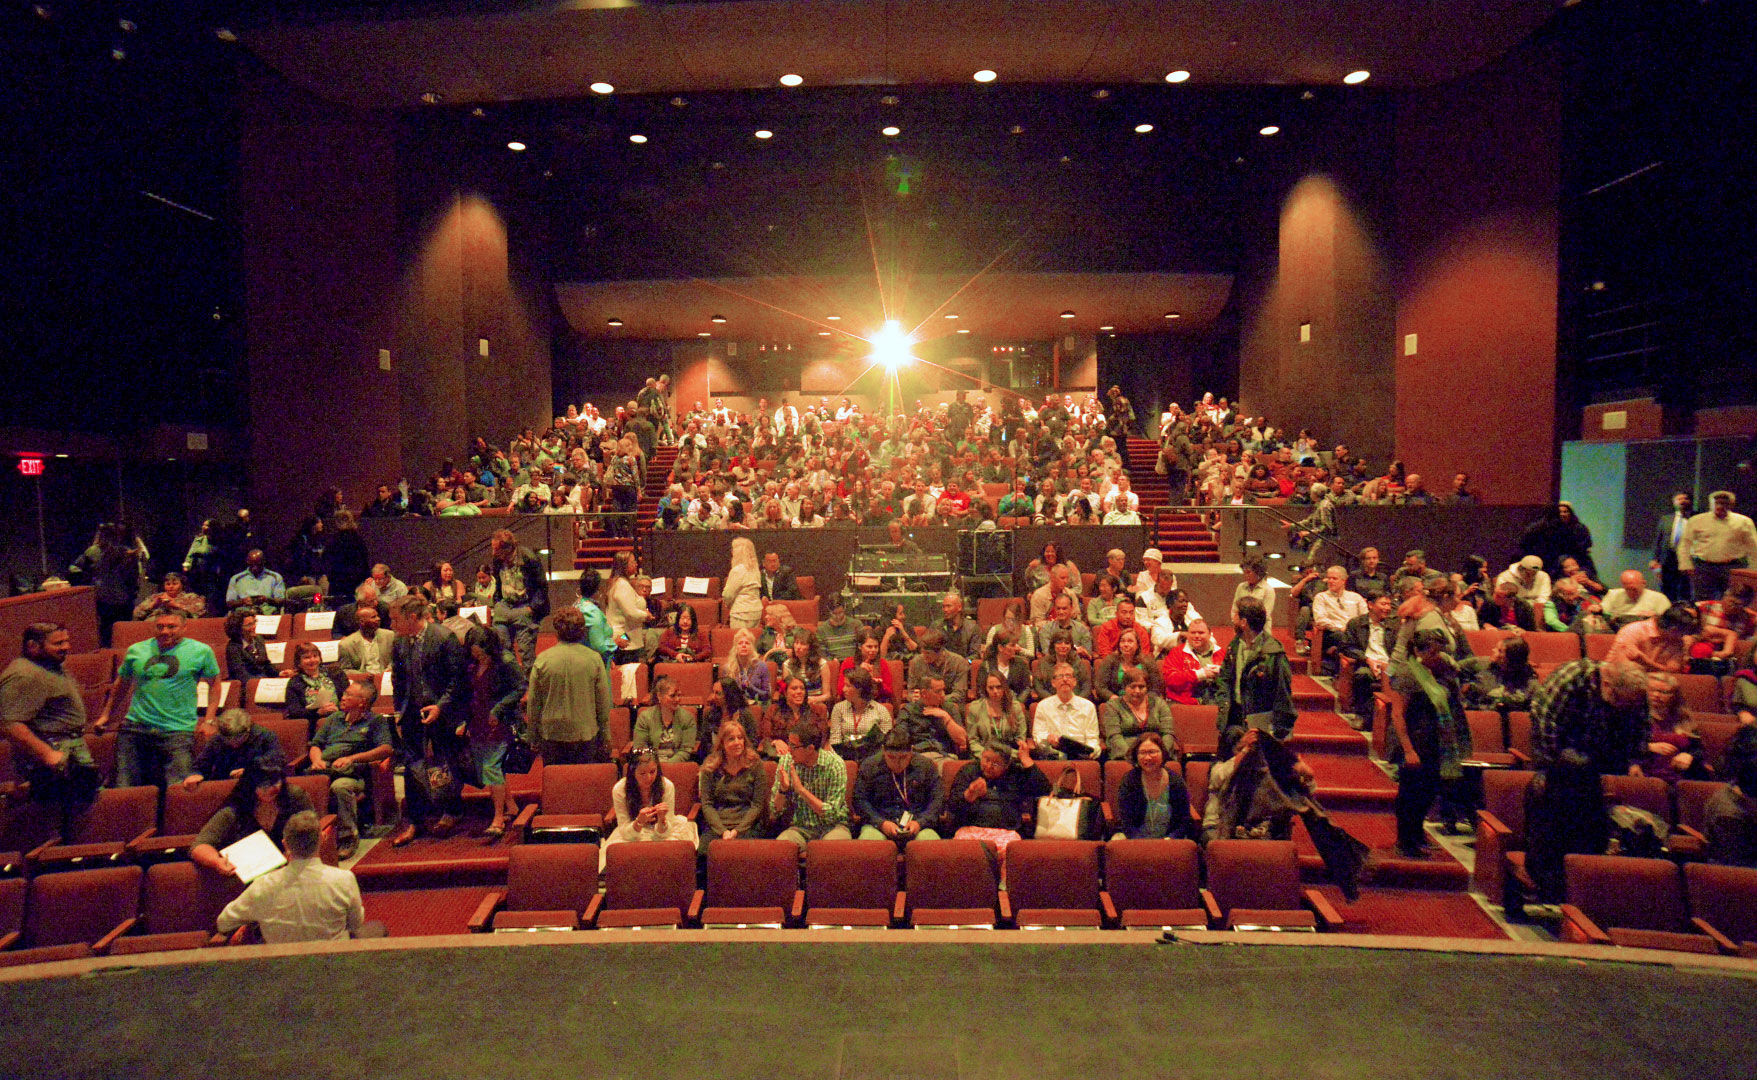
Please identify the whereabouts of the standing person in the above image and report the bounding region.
[387,595,468,846]
[1651,491,1694,603]
[1389,629,1472,858]
[1213,597,1295,756]
[459,625,525,841]
[1,622,99,848]
[73,523,140,646]
[604,550,650,662]
[770,719,853,850]
[487,529,549,673]
[526,606,613,765]
[1678,490,1757,603]
[325,510,373,602]
[102,609,221,787]
[571,569,617,662]
[722,536,764,630]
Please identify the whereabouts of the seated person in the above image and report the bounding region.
[976,632,1031,703]
[1601,570,1671,627]
[225,610,279,680]
[1035,592,1093,656]
[697,720,771,853]
[1093,626,1160,706]
[307,679,393,860]
[337,601,396,676]
[1032,632,1093,703]
[1706,754,1757,868]
[600,748,698,869]
[770,719,853,849]
[1160,619,1222,705]
[1099,668,1174,761]
[183,708,287,789]
[1479,581,1537,631]
[828,668,892,761]
[1640,672,1708,784]
[1031,662,1101,759]
[907,629,970,700]
[1605,605,1699,673]
[1111,732,1193,841]
[216,810,383,942]
[133,572,206,621]
[1461,634,1540,713]
[892,675,964,762]
[632,676,699,763]
[947,744,1051,854]
[284,641,351,724]
[189,764,315,877]
[853,728,946,845]
[965,672,1029,758]
[759,677,829,758]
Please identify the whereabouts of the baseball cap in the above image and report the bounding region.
[1142,548,1163,563]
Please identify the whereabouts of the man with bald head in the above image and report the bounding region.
[1600,570,1671,628]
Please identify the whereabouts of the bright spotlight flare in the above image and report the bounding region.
[869,320,916,371]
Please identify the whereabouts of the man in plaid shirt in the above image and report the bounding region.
[771,718,852,850]
[1529,658,1649,775]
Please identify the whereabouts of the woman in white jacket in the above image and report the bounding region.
[722,536,764,629]
[600,749,698,870]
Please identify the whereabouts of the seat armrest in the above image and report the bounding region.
[207,932,230,947]
[686,890,704,926]
[0,930,18,951]
[1099,891,1119,926]
[467,888,508,933]
[1560,903,1611,946]
[582,893,604,928]
[1200,889,1222,926]
[1692,917,1737,954]
[25,836,63,863]
[1675,824,1708,844]
[512,803,537,838]
[1477,810,1512,840]
[1508,749,1531,766]
[789,890,804,927]
[997,892,1014,923]
[93,917,140,954]
[893,893,907,926]
[223,925,254,946]
[1302,888,1345,931]
[684,805,700,822]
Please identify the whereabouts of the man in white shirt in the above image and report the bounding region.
[1495,555,1552,607]
[1032,663,1099,759]
[1678,490,1757,603]
[1311,565,1368,675]
[1600,569,1672,627]
[369,564,409,604]
[1131,548,1165,598]
[216,811,383,943]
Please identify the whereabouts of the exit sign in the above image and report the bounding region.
[17,457,44,476]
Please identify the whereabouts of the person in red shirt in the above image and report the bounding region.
[936,481,972,520]
[1094,596,1155,659]
[1161,619,1222,705]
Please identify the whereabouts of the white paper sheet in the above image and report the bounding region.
[264,642,287,665]
[221,830,287,884]
[196,682,232,709]
[302,611,336,632]
[682,577,710,596]
[253,677,290,705]
[254,614,283,637]
[314,639,341,662]
[460,605,489,624]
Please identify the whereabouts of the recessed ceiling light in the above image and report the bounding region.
[606,318,623,327]
[779,73,803,87]
[881,126,900,137]
[697,331,711,337]
[826,314,841,321]
[670,96,688,107]
[1165,70,1190,83]
[1344,70,1371,85]
[754,129,773,139]
[117,18,135,32]
[471,106,486,118]
[1009,124,1025,135]
[1259,125,1280,136]
[710,314,728,323]
[590,82,615,95]
[945,314,958,320]
[214,27,238,42]
[1164,311,1181,320]
[54,453,69,459]
[507,141,526,152]
[880,95,900,106]
[1134,123,1154,134]
[1060,310,1076,319]
[973,69,997,83]
[629,134,647,144]
[1099,325,1114,331]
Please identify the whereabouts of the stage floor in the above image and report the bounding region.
[6,936,1757,1079]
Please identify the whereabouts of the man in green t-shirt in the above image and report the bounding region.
[103,609,221,787]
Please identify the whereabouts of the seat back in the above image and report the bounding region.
[162,780,239,835]
[0,876,24,936]
[543,763,620,816]
[1695,720,1742,774]
[286,773,332,815]
[1505,711,1534,761]
[1170,704,1219,757]
[1583,633,1616,661]
[1005,840,1101,913]
[1523,632,1582,667]
[254,717,305,764]
[661,762,700,817]
[683,598,721,630]
[1182,760,1211,819]
[976,598,1011,631]
[112,621,157,652]
[903,839,997,914]
[72,786,158,845]
[602,841,697,920]
[705,839,798,910]
[653,662,712,707]
[1675,674,1725,714]
[26,866,142,947]
[1102,761,1131,823]
[1564,854,1687,933]
[1685,862,1757,945]
[611,663,650,707]
[505,844,601,914]
[709,627,740,661]
[142,861,243,934]
[1463,711,1508,756]
[245,677,290,713]
[1482,769,1536,838]
[63,650,117,690]
[1676,780,1726,835]
[1035,760,1100,804]
[1204,839,1302,914]
[1104,838,1202,913]
[780,599,819,628]
[804,840,897,913]
[1465,629,1507,658]
[1601,774,1673,824]
[795,576,816,600]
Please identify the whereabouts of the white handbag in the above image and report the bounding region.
[1034,767,1095,840]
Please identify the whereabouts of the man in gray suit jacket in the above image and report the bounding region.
[337,602,395,676]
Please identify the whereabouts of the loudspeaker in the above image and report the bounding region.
[958,529,1013,575]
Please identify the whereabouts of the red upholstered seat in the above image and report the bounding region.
[1674,674,1725,714]
[901,839,997,928]
[108,861,242,955]
[1170,704,1219,758]
[516,763,619,840]
[1562,854,1715,953]
[1670,780,1726,857]
[1685,862,1757,953]
[0,866,142,967]
[0,875,25,952]
[587,841,701,929]
[661,762,700,820]
[804,839,899,927]
[1461,711,1522,768]
[1475,768,1537,900]
[469,843,600,932]
[1001,839,1103,928]
[702,839,801,927]
[1600,774,1673,824]
[1203,839,1341,931]
[28,786,158,871]
[1103,838,1209,929]
[131,779,238,860]
[653,662,711,707]
[1522,632,1582,667]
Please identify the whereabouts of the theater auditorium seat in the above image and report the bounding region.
[469,844,600,932]
[1474,769,1538,903]
[1684,863,1757,955]
[653,662,710,707]
[661,762,701,820]
[1561,855,1718,954]
[0,866,142,967]
[701,839,802,927]
[803,839,899,928]
[1203,840,1342,932]
[1522,632,1582,669]
[0,874,25,950]
[28,786,158,872]
[1034,760,1101,810]
[1170,704,1220,759]
[1674,674,1726,715]
[516,763,619,841]
[1000,840,1104,928]
[1461,711,1523,768]
[611,664,650,708]
[587,842,701,929]
[1101,839,1209,930]
[900,840,998,928]
[106,861,242,955]
[1669,780,1726,858]
[129,779,237,861]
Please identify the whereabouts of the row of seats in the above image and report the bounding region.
[1561,854,1757,957]
[0,860,243,967]
[476,837,1342,933]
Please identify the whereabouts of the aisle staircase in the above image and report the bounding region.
[574,444,678,571]
[1125,436,1218,562]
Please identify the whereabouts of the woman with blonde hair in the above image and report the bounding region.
[698,719,770,852]
[722,536,763,629]
[725,627,773,703]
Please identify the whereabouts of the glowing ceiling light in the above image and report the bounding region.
[869,320,915,370]
[779,73,803,87]
[590,82,615,95]
[881,125,900,137]
[973,69,997,83]
[1134,123,1154,134]
[606,318,623,327]
[944,314,958,320]
[956,328,970,334]
[506,141,526,152]
[710,314,727,323]
[1344,70,1371,85]
[1165,70,1190,83]
[1259,125,1280,136]
[754,129,773,139]
[628,134,648,144]
[1099,325,1114,331]
[1060,310,1076,319]
[826,314,841,321]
